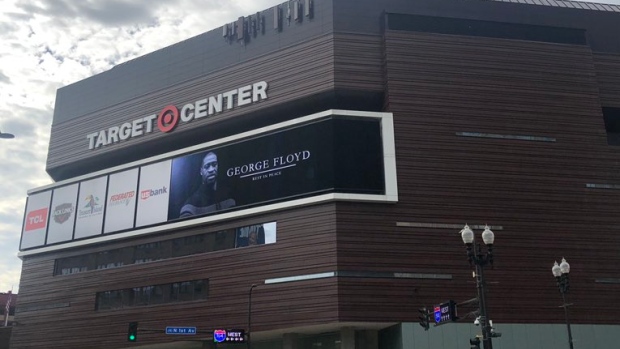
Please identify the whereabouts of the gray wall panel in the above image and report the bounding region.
[53,0,335,125]
[404,323,620,349]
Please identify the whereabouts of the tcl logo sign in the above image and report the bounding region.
[25,208,48,231]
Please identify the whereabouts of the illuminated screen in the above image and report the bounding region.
[168,117,384,220]
[20,113,390,251]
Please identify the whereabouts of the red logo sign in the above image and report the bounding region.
[157,105,179,133]
[25,208,48,231]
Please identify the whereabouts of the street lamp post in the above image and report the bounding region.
[460,224,495,349]
[552,258,574,349]
[248,284,259,349]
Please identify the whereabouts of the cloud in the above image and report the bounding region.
[0,71,10,84]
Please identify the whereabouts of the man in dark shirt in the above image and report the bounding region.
[180,151,235,217]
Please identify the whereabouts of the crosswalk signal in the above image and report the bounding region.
[418,307,430,331]
[469,337,481,349]
[127,322,138,342]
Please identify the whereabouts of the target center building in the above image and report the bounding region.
[12,0,620,349]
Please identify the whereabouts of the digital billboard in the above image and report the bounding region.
[19,111,395,252]
[167,118,384,221]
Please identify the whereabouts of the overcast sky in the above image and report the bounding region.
[1,0,619,294]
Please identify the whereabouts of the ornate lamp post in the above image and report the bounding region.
[552,258,574,349]
[460,224,495,349]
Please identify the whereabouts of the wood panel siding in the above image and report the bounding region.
[11,204,339,349]
[333,34,384,92]
[594,52,620,107]
[330,30,619,325]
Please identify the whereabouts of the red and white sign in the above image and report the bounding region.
[21,191,52,249]
[135,160,172,227]
[25,208,48,231]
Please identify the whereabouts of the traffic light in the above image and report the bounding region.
[418,307,430,331]
[469,337,481,349]
[127,322,138,342]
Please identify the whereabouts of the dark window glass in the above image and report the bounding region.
[96,247,132,270]
[134,241,169,264]
[56,222,275,276]
[387,13,587,45]
[149,284,169,305]
[96,290,123,310]
[193,279,209,300]
[132,286,151,306]
[55,254,96,275]
[603,107,620,146]
[213,229,236,251]
[172,234,207,258]
[96,279,208,310]
[177,281,194,302]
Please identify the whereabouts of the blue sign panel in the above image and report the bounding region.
[166,326,197,335]
[434,300,457,324]
[213,329,246,343]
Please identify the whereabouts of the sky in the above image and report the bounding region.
[0,0,619,294]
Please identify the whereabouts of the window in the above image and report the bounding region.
[55,222,276,276]
[55,254,96,275]
[95,279,208,310]
[172,234,207,258]
[603,107,620,146]
[96,290,124,310]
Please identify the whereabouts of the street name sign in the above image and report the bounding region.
[166,326,197,335]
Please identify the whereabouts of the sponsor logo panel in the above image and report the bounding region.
[104,168,139,234]
[25,208,48,231]
[53,203,74,224]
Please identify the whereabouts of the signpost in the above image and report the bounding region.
[434,300,458,325]
[214,329,246,343]
[165,326,197,335]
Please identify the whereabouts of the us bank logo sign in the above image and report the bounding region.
[141,187,168,200]
[86,81,268,150]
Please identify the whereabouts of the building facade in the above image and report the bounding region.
[12,0,620,348]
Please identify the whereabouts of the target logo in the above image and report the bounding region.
[157,105,180,133]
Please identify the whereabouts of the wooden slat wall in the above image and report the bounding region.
[335,31,620,325]
[593,52,620,107]
[11,204,339,349]
[333,34,384,91]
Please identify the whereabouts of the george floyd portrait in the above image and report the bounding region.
[172,151,236,218]
[235,224,265,247]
